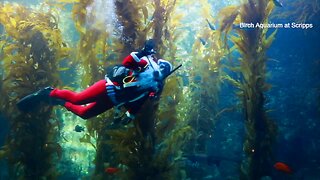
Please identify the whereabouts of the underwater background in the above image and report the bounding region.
[0,0,319,179]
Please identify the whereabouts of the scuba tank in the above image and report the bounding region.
[106,65,131,85]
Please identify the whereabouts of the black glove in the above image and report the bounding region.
[136,39,156,58]
[112,116,122,125]
[121,116,134,125]
[111,109,123,126]
[111,112,134,126]
[144,39,156,53]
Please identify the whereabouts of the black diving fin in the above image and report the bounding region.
[17,87,54,112]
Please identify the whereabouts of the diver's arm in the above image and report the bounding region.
[124,95,148,114]
[122,39,156,70]
[122,52,148,70]
[120,95,148,125]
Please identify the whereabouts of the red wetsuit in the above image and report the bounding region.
[49,53,150,119]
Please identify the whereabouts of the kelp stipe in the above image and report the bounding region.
[104,0,195,179]
[219,0,278,179]
[70,0,116,178]
[115,0,151,60]
[72,0,112,86]
[152,0,178,57]
[0,3,68,179]
[181,0,228,156]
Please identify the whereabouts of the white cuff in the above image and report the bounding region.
[130,52,141,62]
[126,111,135,119]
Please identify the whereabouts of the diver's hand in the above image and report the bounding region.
[110,111,123,127]
[143,39,156,55]
[121,112,135,125]
[109,117,122,129]
[137,48,156,58]
[121,116,134,125]
[144,48,156,55]
[111,112,135,126]
[137,39,156,58]
[112,116,122,125]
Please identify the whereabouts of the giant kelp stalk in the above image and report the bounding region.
[219,0,277,179]
[183,1,227,157]
[149,0,181,141]
[0,3,69,179]
[152,0,176,57]
[115,0,149,60]
[71,0,118,177]
[155,0,185,141]
[151,0,180,142]
[106,0,194,179]
[69,0,152,178]
[72,0,109,86]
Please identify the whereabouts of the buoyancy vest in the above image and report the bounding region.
[105,56,163,106]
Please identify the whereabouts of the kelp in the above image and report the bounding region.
[160,0,183,61]
[106,117,194,180]
[0,0,269,178]
[115,0,151,60]
[216,5,240,48]
[155,0,183,139]
[78,0,182,178]
[218,0,278,179]
[182,0,228,158]
[0,3,68,179]
[103,0,194,179]
[72,0,108,86]
[70,0,115,178]
[152,0,176,57]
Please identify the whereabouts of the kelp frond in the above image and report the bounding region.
[0,3,66,179]
[218,0,278,179]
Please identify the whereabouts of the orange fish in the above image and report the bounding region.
[105,167,119,174]
[273,162,293,174]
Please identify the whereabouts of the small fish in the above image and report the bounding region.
[74,125,85,132]
[274,162,293,174]
[206,19,216,30]
[105,167,119,174]
[272,0,283,7]
[199,37,206,45]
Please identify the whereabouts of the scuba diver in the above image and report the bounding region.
[17,39,174,125]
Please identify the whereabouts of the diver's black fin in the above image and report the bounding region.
[17,87,54,112]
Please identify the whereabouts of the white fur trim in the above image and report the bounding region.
[130,52,141,62]
[126,111,135,119]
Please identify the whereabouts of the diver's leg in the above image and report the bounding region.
[50,80,108,105]
[64,100,113,119]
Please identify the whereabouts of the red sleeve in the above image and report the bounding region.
[122,53,148,70]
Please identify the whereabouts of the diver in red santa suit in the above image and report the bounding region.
[17,39,173,125]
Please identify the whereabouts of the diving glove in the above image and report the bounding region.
[122,111,135,125]
[136,39,156,58]
[111,111,135,126]
[121,115,134,125]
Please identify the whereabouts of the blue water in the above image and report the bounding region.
[267,24,320,178]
